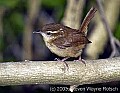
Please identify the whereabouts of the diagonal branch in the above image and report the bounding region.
[96,0,118,58]
[0,57,120,86]
[85,0,120,59]
[62,0,85,29]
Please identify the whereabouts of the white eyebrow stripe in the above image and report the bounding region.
[46,30,60,33]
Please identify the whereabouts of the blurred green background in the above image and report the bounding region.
[0,0,66,62]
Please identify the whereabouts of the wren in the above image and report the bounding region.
[33,7,97,63]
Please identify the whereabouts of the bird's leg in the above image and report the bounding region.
[79,56,86,65]
[74,56,86,66]
[54,57,69,71]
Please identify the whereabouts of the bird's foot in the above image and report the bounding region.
[54,57,69,71]
[74,57,86,66]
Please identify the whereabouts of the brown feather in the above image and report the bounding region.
[80,7,97,33]
[51,30,91,49]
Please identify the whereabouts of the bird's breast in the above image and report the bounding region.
[45,41,84,57]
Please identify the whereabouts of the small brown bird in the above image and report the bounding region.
[33,7,97,64]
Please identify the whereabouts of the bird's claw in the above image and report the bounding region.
[54,57,69,72]
[74,58,86,66]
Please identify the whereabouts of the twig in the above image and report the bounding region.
[0,7,6,61]
[23,0,40,60]
[0,57,120,87]
[114,37,120,48]
[96,0,118,58]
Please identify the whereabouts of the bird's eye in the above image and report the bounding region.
[46,31,51,35]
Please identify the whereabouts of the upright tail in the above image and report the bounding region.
[79,7,97,33]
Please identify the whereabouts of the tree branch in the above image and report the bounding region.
[62,0,85,29]
[85,0,120,59]
[0,57,120,86]
[96,0,119,58]
[23,0,40,60]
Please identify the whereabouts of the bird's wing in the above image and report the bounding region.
[52,32,91,49]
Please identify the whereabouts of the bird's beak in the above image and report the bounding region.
[33,30,42,34]
[33,30,46,38]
